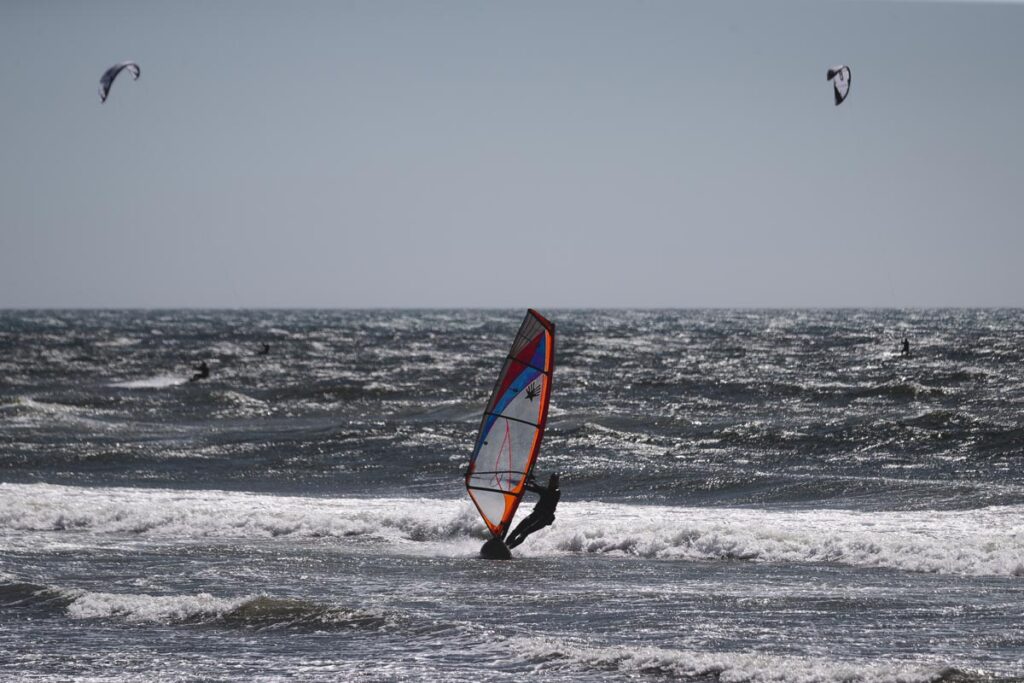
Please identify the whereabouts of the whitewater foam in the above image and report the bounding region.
[2,483,1022,577]
[66,590,246,623]
[109,374,187,389]
[511,636,960,683]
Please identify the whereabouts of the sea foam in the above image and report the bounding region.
[1,483,1022,577]
[510,636,962,683]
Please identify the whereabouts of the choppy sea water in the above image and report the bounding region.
[1,309,1023,682]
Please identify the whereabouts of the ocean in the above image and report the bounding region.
[1,309,1022,681]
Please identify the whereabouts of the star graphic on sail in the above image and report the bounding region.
[525,382,540,402]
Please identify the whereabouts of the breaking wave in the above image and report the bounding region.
[67,591,391,630]
[0,578,392,631]
[2,483,1022,577]
[109,374,188,389]
[511,636,972,683]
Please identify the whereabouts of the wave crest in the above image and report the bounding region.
[510,636,965,683]
[70,591,390,630]
[3,484,1022,577]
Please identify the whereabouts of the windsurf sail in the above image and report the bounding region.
[465,309,555,538]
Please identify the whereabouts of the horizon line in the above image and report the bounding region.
[2,305,1022,313]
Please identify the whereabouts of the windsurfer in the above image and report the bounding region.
[900,337,911,358]
[505,472,560,549]
[190,361,210,382]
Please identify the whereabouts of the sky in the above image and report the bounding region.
[1,0,1022,308]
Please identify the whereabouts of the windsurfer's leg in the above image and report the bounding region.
[507,515,552,549]
[506,515,537,549]
[506,528,526,549]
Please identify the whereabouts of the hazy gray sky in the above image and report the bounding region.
[1,1,1022,308]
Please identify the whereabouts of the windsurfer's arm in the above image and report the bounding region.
[523,480,545,495]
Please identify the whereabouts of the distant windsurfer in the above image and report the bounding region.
[190,361,210,382]
[258,343,270,356]
[505,472,560,549]
[900,337,911,358]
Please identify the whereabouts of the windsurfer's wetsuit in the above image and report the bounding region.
[505,474,560,549]
[190,361,210,382]
[901,338,911,357]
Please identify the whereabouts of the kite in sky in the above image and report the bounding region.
[99,61,141,103]
[827,65,851,106]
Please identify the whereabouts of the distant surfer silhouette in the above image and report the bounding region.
[900,337,911,358]
[506,472,560,549]
[258,343,270,356]
[190,361,210,382]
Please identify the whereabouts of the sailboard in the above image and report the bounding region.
[465,309,555,539]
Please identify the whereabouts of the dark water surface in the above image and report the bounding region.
[2,310,1023,681]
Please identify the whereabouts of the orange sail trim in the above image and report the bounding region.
[465,309,555,537]
[496,373,550,529]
